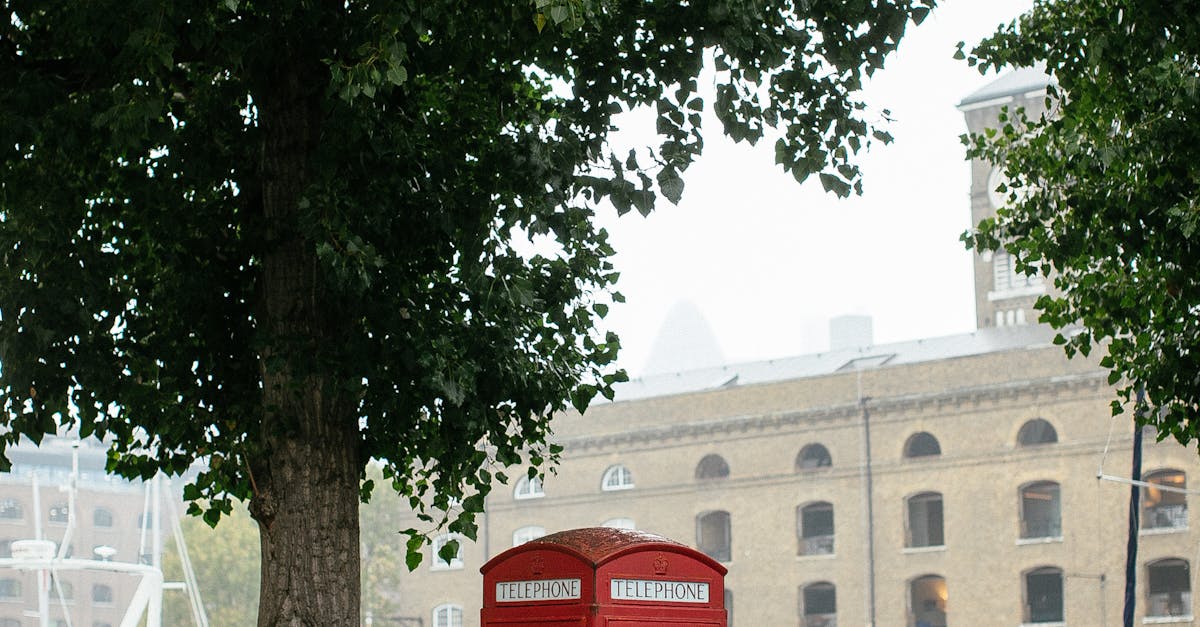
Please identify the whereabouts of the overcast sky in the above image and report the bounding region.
[594,0,1034,377]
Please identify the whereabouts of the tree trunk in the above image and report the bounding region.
[248,60,362,627]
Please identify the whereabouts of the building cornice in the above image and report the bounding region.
[559,371,1110,453]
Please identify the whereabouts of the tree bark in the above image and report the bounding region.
[249,59,362,627]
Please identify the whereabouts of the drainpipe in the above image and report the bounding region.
[1122,386,1146,627]
[859,373,877,627]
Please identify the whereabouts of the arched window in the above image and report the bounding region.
[800,582,836,626]
[601,464,634,491]
[909,575,947,627]
[1143,469,1187,530]
[93,508,114,528]
[1024,566,1063,624]
[514,475,544,500]
[512,526,545,547]
[432,604,463,627]
[904,432,941,458]
[0,579,19,599]
[1147,558,1191,618]
[602,518,635,530]
[796,444,832,472]
[695,454,730,480]
[92,583,114,604]
[696,511,731,562]
[1017,418,1058,445]
[906,492,944,548]
[430,534,464,571]
[48,503,69,524]
[797,502,834,556]
[0,500,22,520]
[1020,481,1062,540]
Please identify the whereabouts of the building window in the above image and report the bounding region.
[93,508,114,528]
[0,541,10,559]
[48,503,69,524]
[0,500,21,521]
[904,432,941,458]
[432,604,463,627]
[602,518,635,530]
[696,510,731,562]
[910,574,947,627]
[430,535,464,571]
[1020,481,1062,540]
[601,464,634,491]
[725,589,733,627]
[512,526,545,547]
[1024,566,1063,624]
[906,492,944,548]
[513,475,544,500]
[1017,418,1058,446]
[695,454,730,481]
[796,444,832,472]
[94,623,113,627]
[797,502,834,556]
[55,581,73,602]
[1147,558,1191,619]
[993,248,1040,293]
[92,584,113,605]
[800,582,836,627]
[0,619,20,627]
[1143,469,1187,531]
[0,579,19,600]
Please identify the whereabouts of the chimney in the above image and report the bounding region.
[829,315,874,350]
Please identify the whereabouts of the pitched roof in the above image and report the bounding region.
[609,324,1060,403]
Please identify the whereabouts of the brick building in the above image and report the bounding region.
[383,71,1200,627]
[0,437,162,627]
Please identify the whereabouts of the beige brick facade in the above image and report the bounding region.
[383,71,1200,627]
[383,341,1200,626]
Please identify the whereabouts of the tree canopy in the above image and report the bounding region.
[961,0,1200,443]
[2,0,932,623]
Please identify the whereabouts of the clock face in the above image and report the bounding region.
[987,166,1009,208]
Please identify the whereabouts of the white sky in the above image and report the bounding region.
[596,0,1034,377]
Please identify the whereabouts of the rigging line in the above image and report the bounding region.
[1098,403,1121,477]
[1097,473,1200,496]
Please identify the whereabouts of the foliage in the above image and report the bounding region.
[163,502,260,626]
[960,0,1200,442]
[359,464,411,622]
[1,0,933,621]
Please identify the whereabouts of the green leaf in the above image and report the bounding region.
[386,65,408,86]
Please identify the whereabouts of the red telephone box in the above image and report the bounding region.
[481,527,727,626]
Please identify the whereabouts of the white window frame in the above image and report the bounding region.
[430,534,464,571]
[989,248,1044,301]
[601,464,634,491]
[432,603,463,627]
[512,526,545,547]
[514,475,544,500]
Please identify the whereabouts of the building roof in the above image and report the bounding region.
[609,324,1061,403]
[958,65,1054,108]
